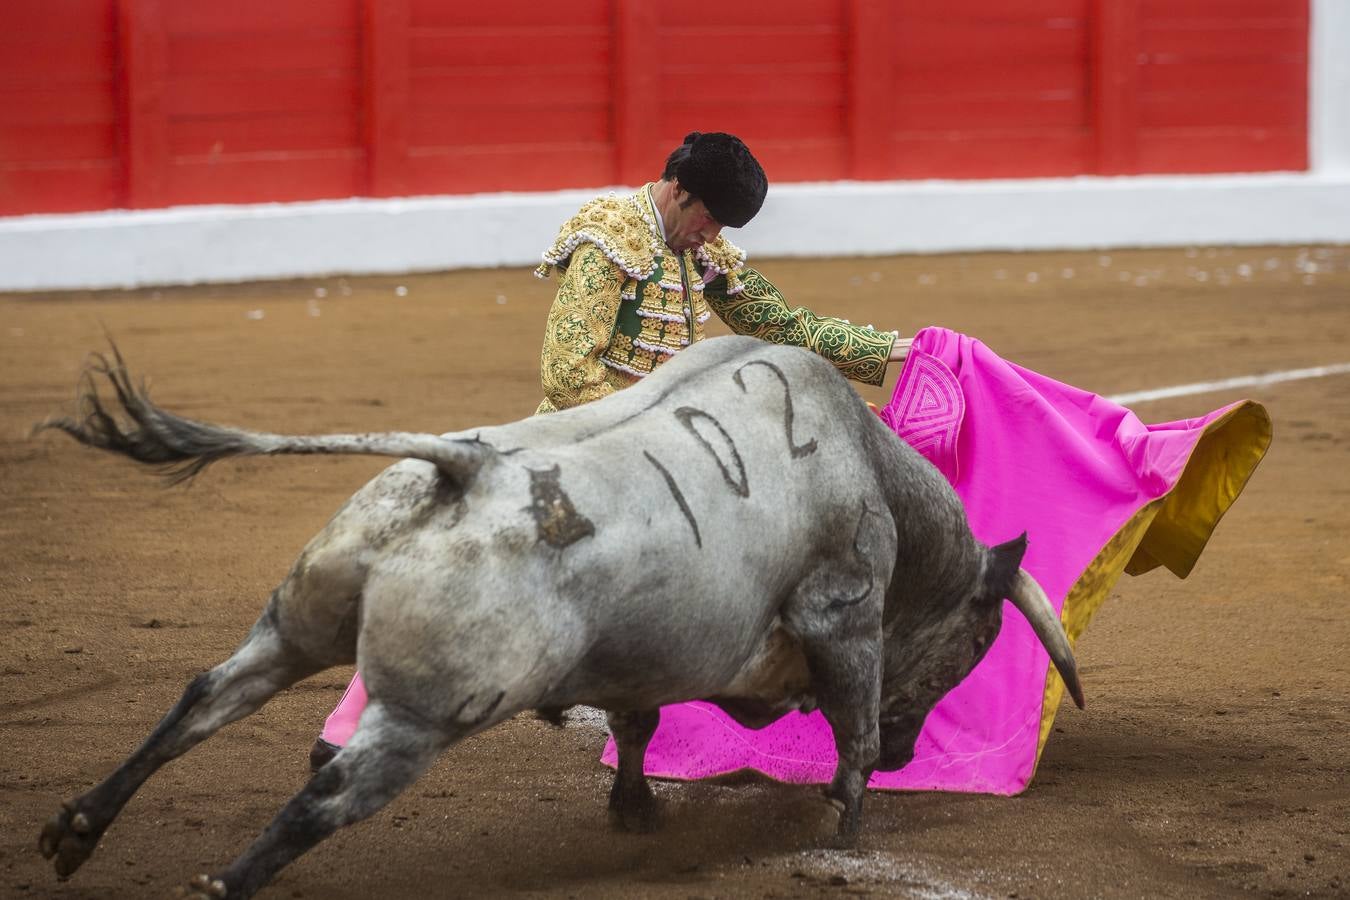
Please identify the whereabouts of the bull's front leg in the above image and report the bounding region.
[809,646,882,845]
[790,602,883,843]
[785,512,893,844]
[605,708,661,832]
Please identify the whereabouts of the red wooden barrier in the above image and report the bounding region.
[117,0,169,208]
[1135,0,1309,173]
[1093,0,1140,174]
[364,0,411,198]
[849,0,893,180]
[0,0,1310,217]
[889,0,1094,179]
[401,0,615,194]
[0,0,121,214]
[614,1,660,186]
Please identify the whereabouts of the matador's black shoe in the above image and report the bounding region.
[308,738,340,773]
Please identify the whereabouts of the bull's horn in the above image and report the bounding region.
[1010,569,1085,709]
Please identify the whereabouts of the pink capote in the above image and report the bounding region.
[602,326,1268,795]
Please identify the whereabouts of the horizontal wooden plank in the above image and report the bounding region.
[1135,128,1308,174]
[0,161,120,215]
[1140,92,1307,129]
[411,29,609,69]
[168,33,360,75]
[163,151,365,206]
[890,131,1092,179]
[168,114,361,156]
[411,70,609,109]
[657,22,843,39]
[648,28,847,65]
[658,0,845,28]
[1141,23,1306,61]
[0,36,116,83]
[408,106,611,148]
[895,61,1085,97]
[403,143,615,193]
[411,0,608,28]
[163,2,359,34]
[895,95,1087,130]
[736,138,849,182]
[628,137,687,176]
[1140,0,1307,24]
[657,105,846,142]
[0,85,116,125]
[892,21,1087,64]
[720,31,845,65]
[0,121,118,163]
[636,129,851,183]
[658,70,845,105]
[163,73,361,117]
[663,59,845,77]
[894,0,1088,22]
[0,0,113,34]
[1140,60,1306,93]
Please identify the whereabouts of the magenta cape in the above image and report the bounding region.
[602,326,1271,795]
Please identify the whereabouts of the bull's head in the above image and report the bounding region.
[876,534,1084,772]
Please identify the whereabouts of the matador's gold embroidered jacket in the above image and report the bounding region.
[533,185,898,414]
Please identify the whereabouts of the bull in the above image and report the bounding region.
[36,336,1083,899]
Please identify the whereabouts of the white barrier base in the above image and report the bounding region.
[2,172,1349,291]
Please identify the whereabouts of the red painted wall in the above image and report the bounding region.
[0,0,1309,217]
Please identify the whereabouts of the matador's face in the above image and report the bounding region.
[662,185,724,253]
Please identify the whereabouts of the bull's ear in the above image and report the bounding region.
[983,532,1029,604]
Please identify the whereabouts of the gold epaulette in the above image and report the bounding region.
[696,235,747,276]
[534,193,663,281]
[695,235,748,294]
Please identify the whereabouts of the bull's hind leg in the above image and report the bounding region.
[180,700,450,900]
[38,596,325,879]
[606,708,661,832]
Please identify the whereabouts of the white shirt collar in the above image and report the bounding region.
[645,184,668,244]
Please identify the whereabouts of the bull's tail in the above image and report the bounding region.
[36,345,491,488]
[1009,568,1086,709]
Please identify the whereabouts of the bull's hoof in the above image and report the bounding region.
[607,794,661,834]
[175,873,228,899]
[829,811,862,848]
[813,794,860,848]
[38,801,101,878]
[821,829,859,850]
[608,807,661,833]
[812,795,845,841]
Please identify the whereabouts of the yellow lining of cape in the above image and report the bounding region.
[1029,400,1273,782]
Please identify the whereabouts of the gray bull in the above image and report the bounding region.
[37,336,1083,899]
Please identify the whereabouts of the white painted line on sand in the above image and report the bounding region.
[1108,363,1350,406]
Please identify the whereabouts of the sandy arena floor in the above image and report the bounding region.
[1,245,1347,899]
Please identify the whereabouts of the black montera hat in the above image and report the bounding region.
[669,132,767,228]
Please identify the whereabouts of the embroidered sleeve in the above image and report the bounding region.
[703,266,898,387]
[538,244,627,411]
